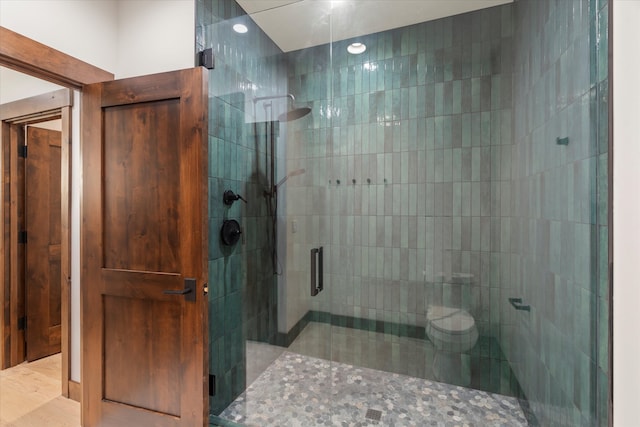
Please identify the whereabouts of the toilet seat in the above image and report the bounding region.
[427,306,475,335]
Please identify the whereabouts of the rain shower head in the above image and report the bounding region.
[253,93,311,122]
[278,107,311,122]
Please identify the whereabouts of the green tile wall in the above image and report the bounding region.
[282,0,609,424]
[283,5,515,393]
[508,0,609,425]
[196,0,287,415]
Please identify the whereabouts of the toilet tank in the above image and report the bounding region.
[427,273,475,313]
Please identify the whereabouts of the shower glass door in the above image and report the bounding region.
[321,5,446,422]
[270,0,336,372]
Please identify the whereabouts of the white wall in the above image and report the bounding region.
[116,0,195,78]
[1,0,195,382]
[0,68,64,104]
[0,0,119,72]
[0,0,195,78]
[613,1,640,425]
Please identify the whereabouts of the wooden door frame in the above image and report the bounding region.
[1,89,74,393]
[0,26,113,402]
[0,27,113,89]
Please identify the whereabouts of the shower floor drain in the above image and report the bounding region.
[365,409,382,421]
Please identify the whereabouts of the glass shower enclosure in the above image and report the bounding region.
[197,0,610,426]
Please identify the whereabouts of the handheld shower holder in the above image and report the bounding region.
[223,190,247,205]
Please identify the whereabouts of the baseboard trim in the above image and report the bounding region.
[311,311,426,340]
[68,380,80,402]
[275,311,312,347]
[275,310,427,348]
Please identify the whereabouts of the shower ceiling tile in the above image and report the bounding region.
[236,0,514,52]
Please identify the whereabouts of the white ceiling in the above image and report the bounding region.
[235,0,513,52]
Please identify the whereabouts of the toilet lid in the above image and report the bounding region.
[427,306,475,335]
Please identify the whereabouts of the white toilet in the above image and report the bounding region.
[425,274,478,386]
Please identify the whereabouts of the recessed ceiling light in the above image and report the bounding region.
[233,23,248,34]
[347,42,366,55]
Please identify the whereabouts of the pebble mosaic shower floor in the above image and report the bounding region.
[219,351,528,427]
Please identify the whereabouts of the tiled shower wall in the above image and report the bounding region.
[284,6,513,341]
[503,0,609,425]
[196,0,287,414]
[282,0,609,424]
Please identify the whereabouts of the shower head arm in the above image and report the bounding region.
[253,94,295,104]
[265,168,306,198]
[274,168,306,191]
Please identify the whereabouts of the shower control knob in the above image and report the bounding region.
[221,219,242,246]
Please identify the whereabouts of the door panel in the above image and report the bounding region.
[81,68,208,427]
[25,127,61,362]
[103,100,181,273]
[103,295,181,415]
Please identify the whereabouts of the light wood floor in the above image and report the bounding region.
[0,354,80,427]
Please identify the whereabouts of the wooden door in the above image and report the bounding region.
[25,127,62,361]
[81,68,208,427]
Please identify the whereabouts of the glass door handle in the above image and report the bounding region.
[311,248,319,296]
[310,247,324,296]
[317,247,323,292]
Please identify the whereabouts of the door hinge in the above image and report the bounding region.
[18,145,27,158]
[199,48,215,70]
[18,230,27,244]
[209,374,216,396]
[18,316,26,331]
